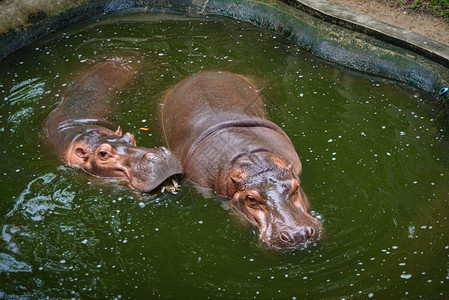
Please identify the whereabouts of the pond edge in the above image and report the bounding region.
[289,0,449,69]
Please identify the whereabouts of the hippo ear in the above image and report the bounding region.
[74,146,89,161]
[230,175,245,191]
[115,126,123,136]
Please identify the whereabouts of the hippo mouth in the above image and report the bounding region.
[248,211,323,250]
[229,201,322,250]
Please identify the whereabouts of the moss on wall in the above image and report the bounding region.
[0,0,89,34]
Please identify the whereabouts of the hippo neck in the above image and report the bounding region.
[47,117,112,143]
[54,118,112,134]
[186,117,288,162]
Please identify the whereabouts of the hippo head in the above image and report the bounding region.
[67,126,182,192]
[228,152,322,250]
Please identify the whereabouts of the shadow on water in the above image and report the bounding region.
[1,11,449,299]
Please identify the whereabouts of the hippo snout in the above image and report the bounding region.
[270,222,322,250]
[144,152,158,160]
[279,226,318,247]
[126,147,182,193]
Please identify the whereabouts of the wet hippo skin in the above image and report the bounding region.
[161,71,323,250]
[46,60,182,192]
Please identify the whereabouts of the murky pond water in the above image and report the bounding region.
[1,11,449,299]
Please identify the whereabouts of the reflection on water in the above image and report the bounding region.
[0,11,448,299]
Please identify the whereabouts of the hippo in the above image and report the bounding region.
[46,60,182,192]
[161,71,323,250]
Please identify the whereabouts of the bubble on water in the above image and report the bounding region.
[400,274,412,279]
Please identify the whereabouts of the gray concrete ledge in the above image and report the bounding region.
[288,0,449,68]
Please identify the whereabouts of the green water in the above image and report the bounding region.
[1,11,449,299]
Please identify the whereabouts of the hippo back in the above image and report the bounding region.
[161,71,266,160]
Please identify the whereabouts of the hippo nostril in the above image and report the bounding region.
[300,226,319,243]
[160,147,169,154]
[304,226,314,239]
[145,153,157,160]
[280,231,293,244]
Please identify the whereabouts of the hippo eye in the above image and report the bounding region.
[246,195,259,207]
[98,150,109,160]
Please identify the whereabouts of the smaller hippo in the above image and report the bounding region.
[162,71,323,250]
[46,60,181,192]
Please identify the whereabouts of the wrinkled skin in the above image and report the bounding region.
[162,71,323,250]
[47,60,182,192]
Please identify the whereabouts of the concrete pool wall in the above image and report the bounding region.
[1,0,448,100]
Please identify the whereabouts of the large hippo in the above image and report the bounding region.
[161,71,323,250]
[46,60,182,192]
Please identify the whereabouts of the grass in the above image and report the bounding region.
[410,0,449,17]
